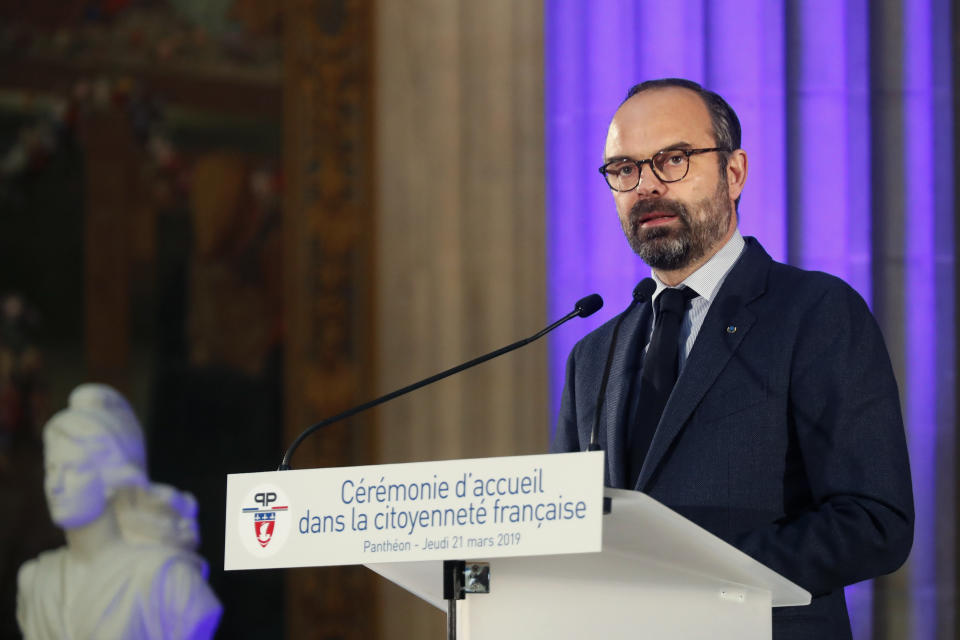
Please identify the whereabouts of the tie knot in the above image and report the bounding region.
[656,286,698,316]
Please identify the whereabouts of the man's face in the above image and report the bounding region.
[604,87,738,271]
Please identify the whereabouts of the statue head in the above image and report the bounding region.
[42,384,148,530]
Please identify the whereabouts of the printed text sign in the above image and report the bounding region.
[225,451,603,569]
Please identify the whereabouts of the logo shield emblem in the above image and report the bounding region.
[254,512,276,548]
[239,485,290,557]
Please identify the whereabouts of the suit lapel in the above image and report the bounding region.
[636,239,771,491]
[603,300,651,489]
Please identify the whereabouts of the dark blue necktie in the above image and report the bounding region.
[628,286,698,488]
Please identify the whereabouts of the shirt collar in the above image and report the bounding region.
[651,229,745,303]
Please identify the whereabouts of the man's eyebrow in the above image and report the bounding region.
[603,141,695,163]
[660,141,694,150]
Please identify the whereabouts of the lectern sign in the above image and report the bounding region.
[225,451,604,570]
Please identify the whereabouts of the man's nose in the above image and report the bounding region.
[633,163,664,198]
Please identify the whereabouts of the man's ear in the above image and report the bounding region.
[726,149,748,202]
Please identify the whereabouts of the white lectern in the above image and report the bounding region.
[225,453,809,640]
[367,487,810,640]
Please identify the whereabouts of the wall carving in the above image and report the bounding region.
[282,0,376,637]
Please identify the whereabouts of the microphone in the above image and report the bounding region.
[587,278,654,452]
[575,293,603,317]
[633,278,655,303]
[278,293,605,470]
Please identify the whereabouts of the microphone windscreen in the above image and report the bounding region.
[633,278,656,302]
[575,293,604,318]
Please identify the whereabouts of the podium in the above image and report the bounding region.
[225,453,809,639]
[367,487,810,639]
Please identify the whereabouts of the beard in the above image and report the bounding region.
[622,180,732,271]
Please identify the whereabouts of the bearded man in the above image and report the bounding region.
[550,79,913,640]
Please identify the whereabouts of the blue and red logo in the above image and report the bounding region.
[253,512,277,547]
[239,486,291,556]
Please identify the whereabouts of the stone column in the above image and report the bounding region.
[283,0,377,637]
[375,1,546,636]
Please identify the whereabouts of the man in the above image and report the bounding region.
[551,79,913,639]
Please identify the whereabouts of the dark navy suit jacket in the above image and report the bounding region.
[551,238,914,639]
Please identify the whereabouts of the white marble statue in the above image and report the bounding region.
[16,384,222,640]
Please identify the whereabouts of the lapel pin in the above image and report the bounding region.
[726,325,737,334]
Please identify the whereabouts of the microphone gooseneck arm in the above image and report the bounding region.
[587,279,655,451]
[278,293,604,471]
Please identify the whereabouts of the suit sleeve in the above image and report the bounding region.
[733,282,914,597]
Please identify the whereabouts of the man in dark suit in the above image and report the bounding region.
[551,78,913,639]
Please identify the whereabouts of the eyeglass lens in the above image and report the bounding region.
[604,150,689,191]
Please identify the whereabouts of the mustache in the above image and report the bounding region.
[629,198,690,224]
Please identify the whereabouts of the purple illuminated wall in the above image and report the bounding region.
[545,1,954,637]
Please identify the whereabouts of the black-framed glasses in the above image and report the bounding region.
[598,147,729,192]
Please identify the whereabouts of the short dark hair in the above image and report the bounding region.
[624,78,741,152]
[623,78,742,208]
